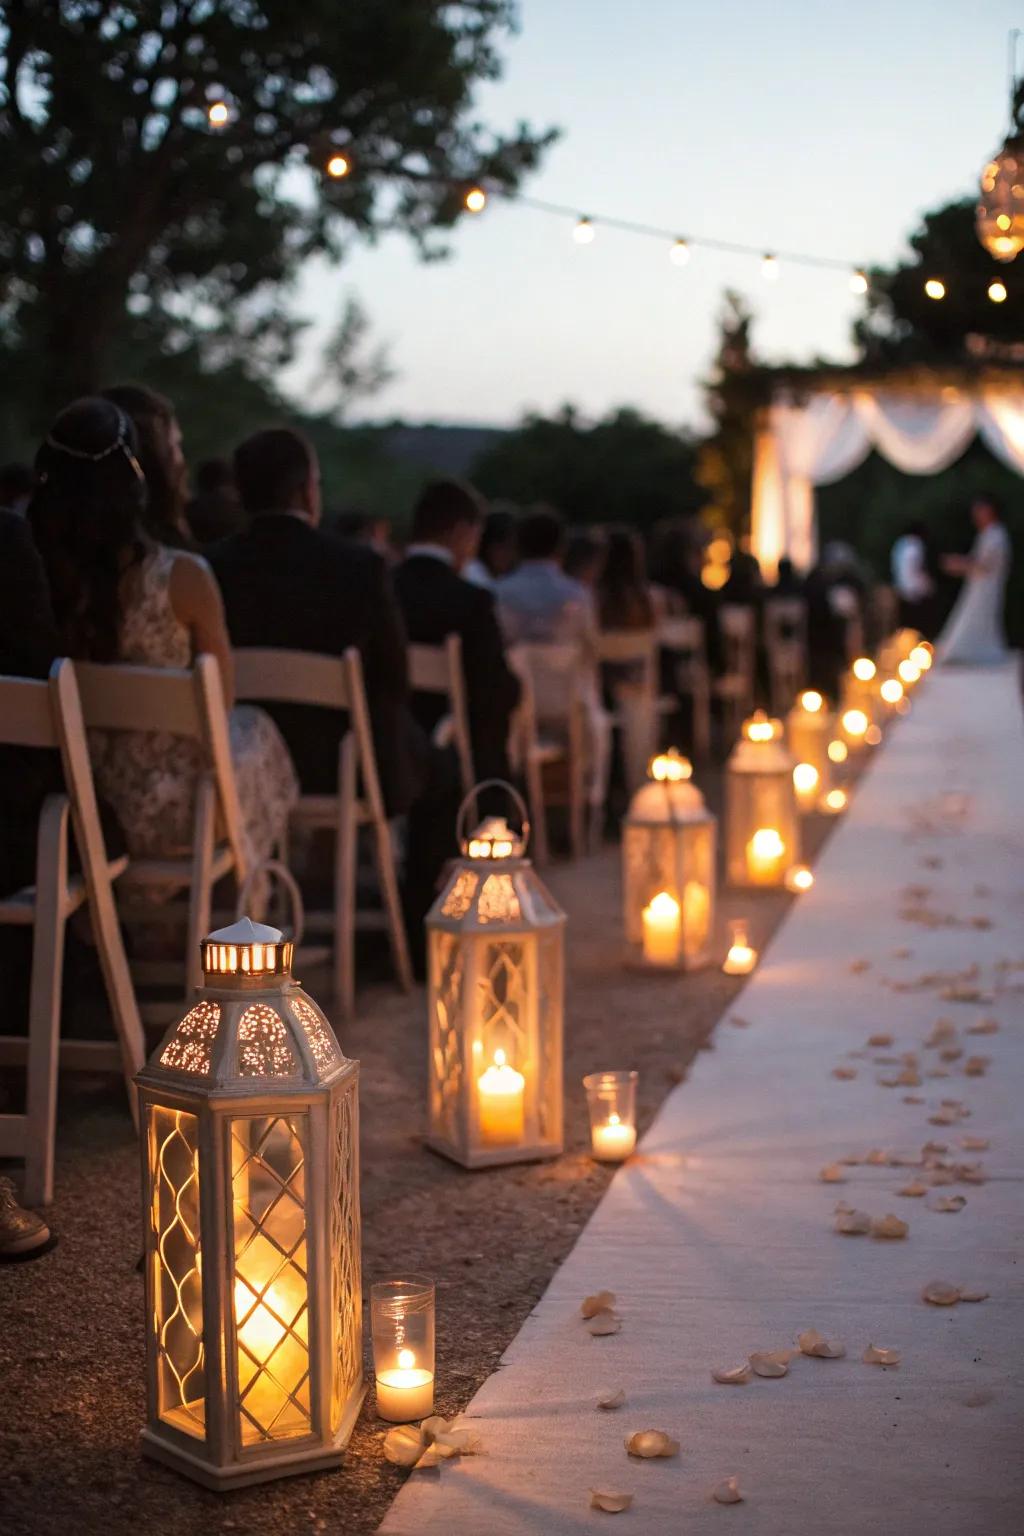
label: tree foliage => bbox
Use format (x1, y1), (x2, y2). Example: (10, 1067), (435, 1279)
(313, 296), (396, 422)
(0, 0), (556, 426)
(695, 290), (762, 538)
(471, 405), (701, 528)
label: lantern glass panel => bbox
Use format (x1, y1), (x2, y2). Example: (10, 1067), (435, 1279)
(328, 1080), (362, 1435)
(231, 1114), (311, 1447)
(429, 930), (465, 1147)
(149, 1105), (205, 1439)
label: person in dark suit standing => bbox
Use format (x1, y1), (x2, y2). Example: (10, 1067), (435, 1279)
(208, 427), (422, 816)
(393, 480), (521, 785)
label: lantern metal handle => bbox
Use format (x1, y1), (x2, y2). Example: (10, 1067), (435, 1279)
(455, 778), (531, 854)
(235, 858), (305, 947)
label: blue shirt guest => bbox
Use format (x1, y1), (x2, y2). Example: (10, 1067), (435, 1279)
(497, 508), (595, 648)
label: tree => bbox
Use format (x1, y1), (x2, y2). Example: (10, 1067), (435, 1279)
(695, 290), (763, 539)
(0, 1), (556, 426)
(857, 197), (1024, 363)
(471, 405), (701, 529)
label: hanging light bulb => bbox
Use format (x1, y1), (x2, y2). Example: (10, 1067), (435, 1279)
(573, 216), (595, 245)
(924, 277), (946, 300)
(669, 238), (690, 267)
(207, 100), (230, 129)
(762, 253), (779, 281)
(326, 152), (351, 179)
(989, 279), (1009, 302)
(464, 186), (487, 214)
(849, 269), (868, 295)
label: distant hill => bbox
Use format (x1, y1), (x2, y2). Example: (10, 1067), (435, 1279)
(376, 422), (508, 478)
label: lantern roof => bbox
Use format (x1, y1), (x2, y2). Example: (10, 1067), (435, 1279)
(428, 859), (565, 932)
(209, 917), (282, 945)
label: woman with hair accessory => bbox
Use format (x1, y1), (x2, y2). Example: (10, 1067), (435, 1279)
(28, 397), (297, 906)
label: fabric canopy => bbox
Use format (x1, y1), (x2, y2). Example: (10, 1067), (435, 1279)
(751, 387), (1024, 575)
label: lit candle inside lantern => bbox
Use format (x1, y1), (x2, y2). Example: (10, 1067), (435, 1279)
(642, 890), (681, 965)
(879, 678), (904, 708)
(897, 659), (920, 686)
(723, 921), (757, 975)
(746, 828), (786, 885)
(375, 1347), (435, 1422)
(910, 643), (933, 671)
(477, 1048), (525, 1145)
(840, 707), (869, 747)
(828, 739), (848, 765)
(792, 761), (820, 812)
(591, 1110), (637, 1162)
(682, 880), (710, 952)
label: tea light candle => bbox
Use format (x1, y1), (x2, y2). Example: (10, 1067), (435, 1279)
(592, 1111), (637, 1162)
(785, 864), (814, 893)
(821, 788), (848, 815)
(723, 921), (757, 975)
(746, 828), (786, 885)
(642, 890), (681, 965)
(477, 1049), (525, 1145)
(376, 1348), (435, 1422)
(792, 762), (820, 812)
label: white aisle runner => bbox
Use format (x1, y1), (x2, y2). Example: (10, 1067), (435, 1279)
(381, 666), (1024, 1536)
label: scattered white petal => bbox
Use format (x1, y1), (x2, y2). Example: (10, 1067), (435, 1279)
(590, 1488), (634, 1514)
(863, 1344), (901, 1366)
(939, 1047), (963, 1062)
(819, 1163), (847, 1183)
(868, 1033), (894, 1048)
(420, 1416), (450, 1444)
(798, 1328), (846, 1359)
(922, 1280), (960, 1306)
(582, 1290), (617, 1319)
(587, 1312), (622, 1336)
(958, 1286), (989, 1303)
(898, 1181), (928, 1197)
(849, 959), (871, 973)
(384, 1425), (426, 1467)
(967, 1017), (999, 1036)
(866, 1148), (890, 1166)
(625, 1429), (679, 1459)
(597, 1388), (626, 1410)
(872, 1214), (909, 1240)
(433, 1427), (482, 1455)
(835, 1209), (872, 1235)
(713, 1476), (744, 1505)
(749, 1350), (791, 1377)
(832, 1066), (858, 1080)
(964, 1056), (990, 1077)
(960, 1135), (990, 1151)
(712, 1364), (752, 1385)
(929, 1194), (967, 1213)
(922, 1140), (948, 1155)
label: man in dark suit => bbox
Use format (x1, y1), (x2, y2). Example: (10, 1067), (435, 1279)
(208, 427), (421, 815)
(394, 479), (520, 784)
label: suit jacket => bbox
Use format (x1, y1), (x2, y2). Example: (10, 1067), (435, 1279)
(393, 553), (520, 783)
(208, 514), (423, 811)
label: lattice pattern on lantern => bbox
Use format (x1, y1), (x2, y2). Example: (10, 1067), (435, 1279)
(329, 1078), (362, 1434)
(150, 1106), (205, 1437)
(477, 872), (522, 924)
(537, 932), (563, 1141)
(232, 1115), (311, 1445)
(237, 1004), (300, 1078)
(441, 870), (479, 919)
(430, 933), (465, 1147)
(159, 1000), (221, 1076)
(480, 941), (528, 1062)
(289, 995), (341, 1075)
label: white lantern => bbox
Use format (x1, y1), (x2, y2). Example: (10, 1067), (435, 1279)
(136, 918), (363, 1490)
(622, 748), (717, 970)
(425, 783), (565, 1169)
(785, 690), (834, 812)
(725, 712), (799, 888)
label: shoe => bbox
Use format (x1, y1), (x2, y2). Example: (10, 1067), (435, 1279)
(0, 1176), (50, 1258)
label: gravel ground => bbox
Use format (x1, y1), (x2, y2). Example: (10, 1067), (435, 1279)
(0, 780), (847, 1536)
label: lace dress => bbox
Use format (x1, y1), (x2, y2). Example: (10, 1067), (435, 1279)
(90, 547), (298, 889)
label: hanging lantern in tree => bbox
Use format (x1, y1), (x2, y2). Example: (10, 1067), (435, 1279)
(725, 712), (799, 888)
(785, 690), (834, 812)
(977, 64), (1024, 262)
(137, 918), (363, 1490)
(622, 748), (717, 970)
(425, 783), (565, 1169)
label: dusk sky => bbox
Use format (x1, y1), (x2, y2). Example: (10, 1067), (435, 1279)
(283, 0), (1024, 432)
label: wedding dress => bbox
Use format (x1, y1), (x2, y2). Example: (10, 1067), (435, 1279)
(938, 522), (1011, 665)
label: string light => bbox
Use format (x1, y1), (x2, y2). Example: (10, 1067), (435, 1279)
(669, 238), (690, 267)
(988, 279), (1008, 303)
(207, 101), (230, 129)
(465, 186), (487, 213)
(924, 277), (946, 300)
(762, 252), (779, 281)
(849, 269), (868, 294)
(573, 216), (595, 245)
(326, 152), (351, 179)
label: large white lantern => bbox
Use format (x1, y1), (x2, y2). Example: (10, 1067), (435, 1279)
(785, 690), (834, 812)
(725, 712), (799, 888)
(136, 918), (363, 1490)
(622, 748), (716, 970)
(425, 783), (565, 1169)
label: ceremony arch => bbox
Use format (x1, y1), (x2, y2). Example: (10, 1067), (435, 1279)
(750, 368), (1024, 576)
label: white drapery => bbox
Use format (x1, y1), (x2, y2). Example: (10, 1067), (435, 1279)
(751, 388), (1024, 575)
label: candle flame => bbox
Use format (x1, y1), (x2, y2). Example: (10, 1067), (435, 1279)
(494, 1047), (506, 1067)
(828, 739), (848, 764)
(852, 657), (876, 682)
(793, 762), (819, 794)
(649, 748), (693, 783)
(799, 690), (823, 713)
(646, 890), (681, 917)
(841, 708), (868, 738)
(750, 828), (785, 859)
(397, 1348), (415, 1370)
(744, 710), (781, 743)
(609, 1112), (621, 1126)
(879, 678), (904, 705)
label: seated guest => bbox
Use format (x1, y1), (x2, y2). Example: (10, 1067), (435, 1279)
(186, 457), (245, 546)
(208, 426), (420, 814)
(464, 507), (518, 592)
(333, 508), (394, 560)
(497, 507), (595, 647)
(564, 529), (605, 592)
(0, 461), (33, 517)
(102, 383), (194, 549)
(772, 555), (804, 597)
(721, 548), (764, 608)
(29, 397), (297, 890)
(394, 480), (520, 782)
(597, 527), (655, 631)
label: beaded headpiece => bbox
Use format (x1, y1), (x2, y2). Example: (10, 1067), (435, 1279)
(45, 405), (144, 482)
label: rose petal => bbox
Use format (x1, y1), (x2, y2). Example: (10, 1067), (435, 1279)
(420, 1415), (450, 1444)
(868, 1033), (894, 1048)
(866, 1149), (891, 1166)
(582, 1290), (617, 1319)
(898, 1181), (928, 1197)
(922, 1280), (960, 1306)
(967, 1017), (999, 1035)
(749, 1351), (790, 1377)
(597, 1388), (626, 1410)
(958, 1286), (989, 1303)
(964, 1056), (990, 1077)
(713, 1476), (744, 1505)
(871, 1214), (909, 1239)
(798, 1328), (846, 1359)
(819, 1163), (847, 1183)
(835, 1209), (872, 1235)
(587, 1311), (622, 1336)
(832, 1066), (858, 1080)
(625, 1429), (680, 1459)
(433, 1427), (482, 1455)
(929, 1194), (967, 1213)
(863, 1344), (901, 1366)
(590, 1489), (634, 1514)
(712, 1363), (752, 1385)
(383, 1425), (427, 1467)
(960, 1136), (990, 1151)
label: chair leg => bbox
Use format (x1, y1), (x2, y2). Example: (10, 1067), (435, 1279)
(526, 751), (549, 867)
(568, 707), (586, 862)
(372, 815), (414, 993)
(186, 777), (216, 997)
(22, 799), (70, 1207)
(333, 736), (357, 1021)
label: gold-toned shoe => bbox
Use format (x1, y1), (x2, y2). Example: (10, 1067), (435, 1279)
(0, 1176), (50, 1258)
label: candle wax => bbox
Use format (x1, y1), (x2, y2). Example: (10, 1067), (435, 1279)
(376, 1367), (435, 1422)
(641, 893), (681, 966)
(592, 1120), (637, 1162)
(477, 1055), (525, 1145)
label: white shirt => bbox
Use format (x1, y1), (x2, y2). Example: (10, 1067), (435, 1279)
(405, 542), (455, 568)
(463, 556), (496, 592)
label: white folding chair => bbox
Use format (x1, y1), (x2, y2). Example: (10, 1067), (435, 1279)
(70, 654), (250, 1006)
(657, 615), (711, 761)
(714, 603), (757, 746)
(763, 598), (807, 716)
(508, 642), (606, 860)
(596, 629), (659, 797)
(0, 666), (145, 1205)
(232, 646), (412, 1019)
(408, 634), (475, 797)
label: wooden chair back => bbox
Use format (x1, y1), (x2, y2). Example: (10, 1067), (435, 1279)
(763, 598), (807, 713)
(718, 603), (757, 682)
(408, 634), (475, 795)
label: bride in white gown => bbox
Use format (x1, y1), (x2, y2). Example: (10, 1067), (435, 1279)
(938, 497), (1012, 665)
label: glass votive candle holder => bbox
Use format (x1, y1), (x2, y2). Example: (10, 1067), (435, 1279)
(722, 918), (757, 975)
(371, 1275), (435, 1422)
(584, 1071), (638, 1163)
